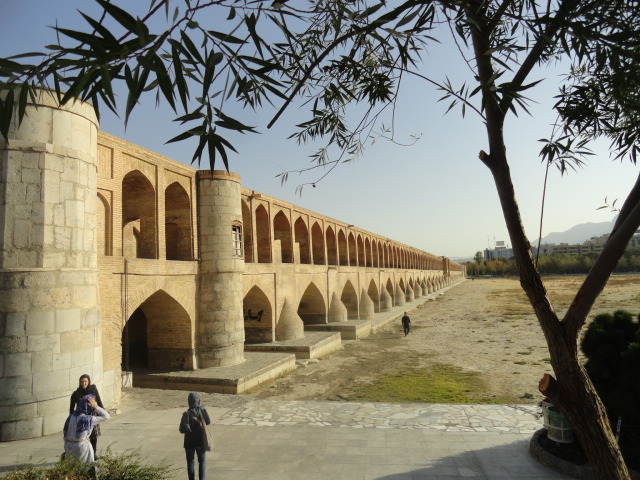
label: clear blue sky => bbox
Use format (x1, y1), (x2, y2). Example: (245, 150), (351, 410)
(2, 0), (638, 259)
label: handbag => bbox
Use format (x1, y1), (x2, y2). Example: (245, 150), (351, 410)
(191, 411), (213, 451)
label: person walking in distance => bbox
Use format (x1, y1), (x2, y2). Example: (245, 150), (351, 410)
(401, 312), (411, 336)
(179, 392), (211, 480)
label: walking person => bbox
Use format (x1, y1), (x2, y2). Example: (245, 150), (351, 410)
(70, 374), (105, 458)
(63, 394), (110, 464)
(179, 392), (211, 480)
(401, 312), (411, 336)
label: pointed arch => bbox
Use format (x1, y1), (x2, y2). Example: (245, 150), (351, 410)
(357, 235), (364, 266)
(367, 278), (380, 313)
(294, 217), (311, 264)
(372, 240), (379, 268)
(348, 232), (357, 266)
(243, 285), (272, 343)
(274, 210), (293, 263)
(165, 182), (193, 261)
(365, 238), (372, 267)
(122, 289), (193, 370)
(297, 282), (327, 325)
(326, 226), (337, 266)
(311, 222), (325, 265)
(97, 191), (112, 256)
(385, 278), (395, 305)
(122, 170), (157, 259)
(338, 229), (348, 266)
(341, 280), (359, 319)
(255, 204), (271, 263)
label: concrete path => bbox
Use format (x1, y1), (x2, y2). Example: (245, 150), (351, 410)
(0, 397), (570, 479)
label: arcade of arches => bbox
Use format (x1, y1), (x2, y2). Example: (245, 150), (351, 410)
(95, 132), (463, 397)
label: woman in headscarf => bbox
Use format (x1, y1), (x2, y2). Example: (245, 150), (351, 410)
(179, 392), (211, 480)
(70, 374), (104, 457)
(63, 394), (110, 464)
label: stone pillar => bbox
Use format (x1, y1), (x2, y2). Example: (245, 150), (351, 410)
(196, 170), (245, 368)
(379, 287), (392, 312)
(0, 89), (103, 441)
(405, 284), (415, 302)
(394, 286), (406, 306)
(359, 289), (374, 319)
(275, 299), (304, 340)
(328, 292), (347, 323)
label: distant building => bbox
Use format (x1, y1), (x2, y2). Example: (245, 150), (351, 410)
(540, 231), (640, 256)
(484, 242), (514, 260)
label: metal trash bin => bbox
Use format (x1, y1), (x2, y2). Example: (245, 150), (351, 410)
(543, 405), (574, 444)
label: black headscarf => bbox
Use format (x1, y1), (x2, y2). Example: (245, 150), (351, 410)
(188, 392), (202, 417)
(70, 374), (103, 414)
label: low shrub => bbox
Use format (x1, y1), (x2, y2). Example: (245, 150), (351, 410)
(4, 448), (176, 480)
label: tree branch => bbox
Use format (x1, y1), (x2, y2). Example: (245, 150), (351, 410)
(500, 0), (579, 114)
(267, 0), (419, 129)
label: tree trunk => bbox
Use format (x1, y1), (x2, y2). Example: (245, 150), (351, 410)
(487, 157), (631, 479)
(540, 320), (630, 479)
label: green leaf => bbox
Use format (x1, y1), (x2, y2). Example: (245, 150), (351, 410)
(0, 89), (15, 140)
(207, 30), (246, 45)
(96, 0), (138, 33)
(180, 31), (204, 64)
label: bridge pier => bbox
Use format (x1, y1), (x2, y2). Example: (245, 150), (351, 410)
(196, 171), (245, 368)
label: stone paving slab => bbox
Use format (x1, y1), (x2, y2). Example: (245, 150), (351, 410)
(0, 398), (569, 479)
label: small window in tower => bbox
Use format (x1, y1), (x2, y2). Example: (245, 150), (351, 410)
(232, 225), (243, 257)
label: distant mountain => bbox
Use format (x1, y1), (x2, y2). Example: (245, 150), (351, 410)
(535, 219), (615, 246)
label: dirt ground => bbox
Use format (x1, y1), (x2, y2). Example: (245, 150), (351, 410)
(125, 275), (640, 410)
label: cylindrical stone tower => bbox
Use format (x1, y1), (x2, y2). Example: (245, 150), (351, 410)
(196, 170), (245, 368)
(0, 89), (103, 441)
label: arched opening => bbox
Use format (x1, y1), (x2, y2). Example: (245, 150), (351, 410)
(372, 240), (379, 268)
(326, 226), (337, 265)
(255, 204), (271, 263)
(122, 290), (193, 371)
(165, 182), (192, 261)
(242, 201), (254, 263)
(338, 229), (348, 266)
(357, 235), (364, 266)
(97, 192), (112, 256)
(294, 217), (311, 264)
(274, 211), (293, 263)
(341, 280), (359, 319)
(122, 170), (157, 259)
(348, 233), (357, 266)
(365, 238), (372, 267)
(386, 278), (394, 305)
(311, 222), (325, 265)
(297, 283), (327, 325)
(367, 279), (380, 312)
(243, 286), (272, 343)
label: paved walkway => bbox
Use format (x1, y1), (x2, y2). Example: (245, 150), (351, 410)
(0, 397), (570, 479)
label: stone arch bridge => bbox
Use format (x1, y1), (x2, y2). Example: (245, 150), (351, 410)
(0, 93), (463, 440)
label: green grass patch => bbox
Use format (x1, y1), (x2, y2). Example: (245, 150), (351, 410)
(514, 361), (527, 365)
(345, 363), (507, 404)
(516, 351), (531, 355)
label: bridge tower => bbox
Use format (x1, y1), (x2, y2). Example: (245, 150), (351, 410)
(0, 90), (103, 440)
(196, 170), (245, 367)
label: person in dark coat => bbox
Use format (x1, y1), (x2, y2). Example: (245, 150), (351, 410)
(401, 312), (411, 336)
(179, 392), (211, 480)
(69, 374), (104, 458)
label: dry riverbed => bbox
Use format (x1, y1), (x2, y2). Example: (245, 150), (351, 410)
(125, 275), (640, 409)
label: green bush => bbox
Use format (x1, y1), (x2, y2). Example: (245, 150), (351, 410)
(4, 448), (176, 480)
(580, 309), (640, 423)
